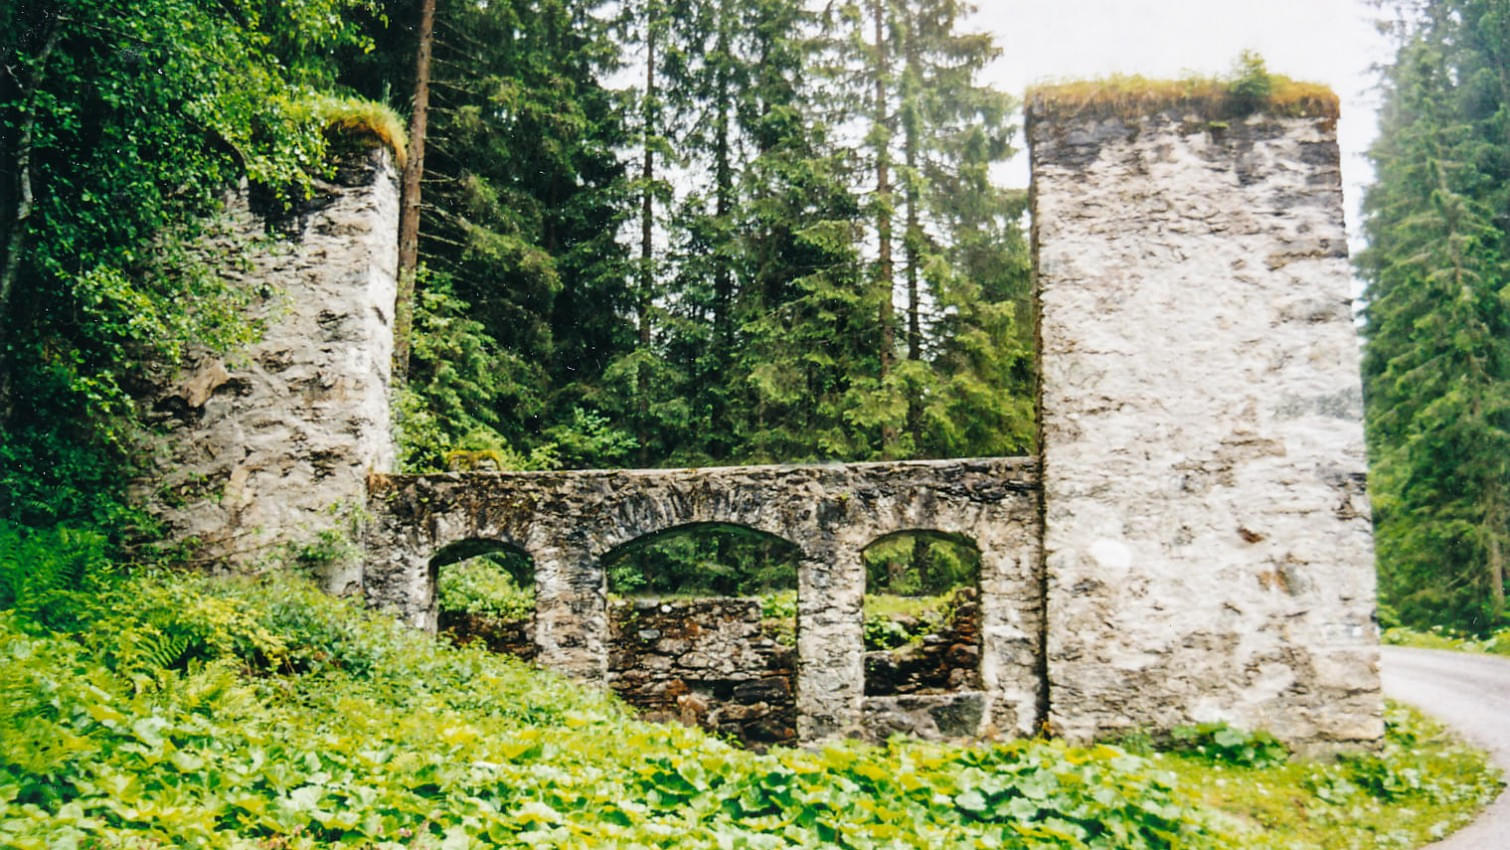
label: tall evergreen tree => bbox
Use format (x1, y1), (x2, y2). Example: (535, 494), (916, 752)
(894, 0), (1032, 458)
(408, 0), (633, 464)
(1359, 0), (1510, 629)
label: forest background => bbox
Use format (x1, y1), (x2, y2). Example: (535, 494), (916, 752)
(0, 0), (1504, 632)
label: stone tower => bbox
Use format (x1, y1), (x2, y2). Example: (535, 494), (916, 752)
(135, 148), (399, 595)
(1028, 91), (1382, 750)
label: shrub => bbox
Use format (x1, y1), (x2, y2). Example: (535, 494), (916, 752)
(0, 521), (114, 633)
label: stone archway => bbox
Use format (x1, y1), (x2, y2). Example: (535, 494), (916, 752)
(429, 538), (537, 661)
(600, 522), (803, 746)
(364, 458), (1043, 741)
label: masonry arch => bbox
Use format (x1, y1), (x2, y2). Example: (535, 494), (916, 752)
(600, 522), (802, 598)
(428, 538), (538, 661)
(599, 522), (804, 745)
(860, 530), (983, 698)
(362, 457), (1045, 740)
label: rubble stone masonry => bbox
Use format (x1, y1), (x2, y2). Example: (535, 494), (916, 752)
(1029, 106), (1381, 751)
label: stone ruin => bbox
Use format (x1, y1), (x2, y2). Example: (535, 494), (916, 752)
(364, 459), (1043, 744)
(140, 98), (1382, 752)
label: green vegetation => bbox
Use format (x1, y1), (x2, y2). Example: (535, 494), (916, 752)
(1, 524), (1501, 848)
(0, 0), (392, 531)
(305, 95), (410, 168)
(1147, 704), (1501, 849)
(606, 525), (801, 598)
(436, 555), (535, 624)
(1165, 723), (1289, 769)
(1382, 624), (1510, 657)
(1357, 0), (1510, 635)
(1027, 51), (1339, 123)
(861, 591), (960, 651)
(353, 0), (1035, 474)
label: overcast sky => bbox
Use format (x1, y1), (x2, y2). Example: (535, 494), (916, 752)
(969, 0), (1396, 248)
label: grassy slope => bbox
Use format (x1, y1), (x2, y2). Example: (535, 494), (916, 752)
(0, 569), (1500, 849)
(1155, 703), (1500, 849)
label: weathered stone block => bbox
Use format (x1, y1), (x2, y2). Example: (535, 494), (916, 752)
(135, 149), (398, 595)
(862, 692), (987, 742)
(1030, 106), (1381, 750)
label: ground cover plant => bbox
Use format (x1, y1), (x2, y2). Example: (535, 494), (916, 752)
(1, 525), (1501, 849)
(1143, 705), (1502, 849)
(1381, 624), (1510, 657)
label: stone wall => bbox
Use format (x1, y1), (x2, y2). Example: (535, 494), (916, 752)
(441, 591), (992, 748)
(608, 598), (797, 747)
(135, 148), (398, 594)
(364, 457), (1044, 741)
(439, 611), (536, 661)
(1029, 106), (1381, 751)
(865, 588), (982, 696)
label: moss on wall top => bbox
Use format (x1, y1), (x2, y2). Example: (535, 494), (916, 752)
(1026, 64), (1339, 126)
(308, 95), (409, 169)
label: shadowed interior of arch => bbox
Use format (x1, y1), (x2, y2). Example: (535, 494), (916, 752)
(429, 538), (538, 662)
(860, 530), (983, 696)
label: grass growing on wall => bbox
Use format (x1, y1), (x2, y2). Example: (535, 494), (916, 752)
(1027, 51), (1339, 124)
(305, 95), (409, 168)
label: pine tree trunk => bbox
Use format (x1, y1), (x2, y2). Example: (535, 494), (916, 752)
(393, 0), (436, 383)
(711, 10), (734, 460)
(637, 19), (658, 467)
(872, 0), (897, 452)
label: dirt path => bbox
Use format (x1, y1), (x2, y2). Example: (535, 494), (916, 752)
(1380, 646), (1510, 849)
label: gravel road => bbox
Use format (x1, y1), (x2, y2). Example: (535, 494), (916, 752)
(1380, 646), (1510, 849)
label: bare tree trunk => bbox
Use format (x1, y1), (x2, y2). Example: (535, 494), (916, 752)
(0, 20), (62, 420)
(872, 0), (896, 453)
(392, 0), (436, 382)
(637, 18), (658, 467)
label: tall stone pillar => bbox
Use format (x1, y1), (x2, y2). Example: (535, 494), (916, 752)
(136, 147), (399, 594)
(1029, 95), (1381, 751)
(977, 535), (1044, 738)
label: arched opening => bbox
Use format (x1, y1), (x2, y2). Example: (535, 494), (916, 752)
(602, 521), (800, 597)
(429, 538), (537, 661)
(861, 530), (982, 696)
(600, 523), (801, 747)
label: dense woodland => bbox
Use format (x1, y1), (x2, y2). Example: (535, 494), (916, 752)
(0, 2), (1504, 619)
(374, 0), (1036, 475)
(1358, 0), (1510, 632)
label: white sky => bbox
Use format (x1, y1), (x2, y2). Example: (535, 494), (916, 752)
(969, 0), (1397, 250)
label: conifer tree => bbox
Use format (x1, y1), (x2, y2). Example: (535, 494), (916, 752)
(404, 0), (633, 463)
(1359, 0), (1510, 629)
